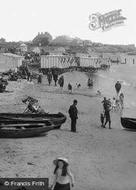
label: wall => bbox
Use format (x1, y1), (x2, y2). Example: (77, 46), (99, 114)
(0, 53), (24, 72)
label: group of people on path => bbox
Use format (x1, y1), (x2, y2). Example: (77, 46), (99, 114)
(48, 81), (124, 190)
(47, 70), (60, 87)
(100, 81), (124, 129)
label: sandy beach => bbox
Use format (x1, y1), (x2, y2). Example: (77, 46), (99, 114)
(0, 71), (136, 190)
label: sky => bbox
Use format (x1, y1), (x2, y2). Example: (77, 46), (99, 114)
(0, 0), (135, 45)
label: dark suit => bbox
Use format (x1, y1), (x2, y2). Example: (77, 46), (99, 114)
(68, 104), (78, 132)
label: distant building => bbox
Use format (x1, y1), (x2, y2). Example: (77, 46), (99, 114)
(87, 48), (101, 57)
(49, 47), (65, 55)
(76, 53), (89, 57)
(0, 53), (24, 72)
(20, 43), (27, 53)
(83, 40), (92, 46)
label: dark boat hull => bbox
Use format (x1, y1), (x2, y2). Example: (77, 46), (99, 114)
(121, 117), (136, 129)
(0, 123), (55, 138)
(0, 112), (66, 129)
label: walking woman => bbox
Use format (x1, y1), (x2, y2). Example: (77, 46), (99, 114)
(119, 93), (124, 110)
(50, 157), (75, 190)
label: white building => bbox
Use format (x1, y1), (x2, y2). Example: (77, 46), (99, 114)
(0, 53), (24, 72)
(20, 43), (28, 53)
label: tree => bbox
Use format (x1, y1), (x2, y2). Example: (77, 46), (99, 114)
(32, 32), (52, 46)
(0, 38), (6, 43)
(70, 37), (83, 46)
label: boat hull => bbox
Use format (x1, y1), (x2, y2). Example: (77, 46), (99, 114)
(121, 117), (136, 130)
(0, 123), (55, 138)
(0, 112), (66, 129)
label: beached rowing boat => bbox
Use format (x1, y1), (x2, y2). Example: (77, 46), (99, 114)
(0, 123), (56, 138)
(0, 112), (66, 129)
(121, 108), (136, 130)
(121, 117), (136, 130)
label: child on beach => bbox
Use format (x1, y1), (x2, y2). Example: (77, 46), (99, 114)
(68, 83), (72, 93)
(50, 157), (74, 190)
(100, 112), (105, 127)
(111, 97), (116, 111)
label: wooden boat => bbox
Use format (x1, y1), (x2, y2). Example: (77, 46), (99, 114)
(0, 112), (66, 129)
(0, 123), (56, 138)
(121, 117), (136, 130)
(121, 108), (136, 130)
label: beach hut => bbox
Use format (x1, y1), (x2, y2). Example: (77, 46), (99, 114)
(79, 56), (101, 68)
(102, 52), (121, 63)
(40, 55), (105, 70)
(120, 53), (136, 65)
(0, 53), (24, 72)
(41, 55), (77, 69)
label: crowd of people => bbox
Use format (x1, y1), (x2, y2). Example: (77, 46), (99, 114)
(49, 82), (124, 190)
(45, 70), (95, 94)
(18, 73), (125, 190)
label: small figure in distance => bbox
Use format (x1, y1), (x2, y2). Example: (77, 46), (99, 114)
(68, 83), (72, 94)
(96, 90), (101, 96)
(77, 83), (81, 88)
(100, 111), (105, 128)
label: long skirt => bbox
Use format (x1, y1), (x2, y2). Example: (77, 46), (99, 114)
(53, 182), (70, 190)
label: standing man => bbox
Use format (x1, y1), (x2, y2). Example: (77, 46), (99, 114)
(102, 97), (112, 129)
(58, 75), (64, 89)
(52, 70), (58, 86)
(103, 103), (111, 129)
(37, 74), (42, 84)
(68, 100), (78, 132)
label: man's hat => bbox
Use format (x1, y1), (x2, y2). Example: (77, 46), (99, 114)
(73, 99), (77, 104)
(53, 157), (69, 165)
